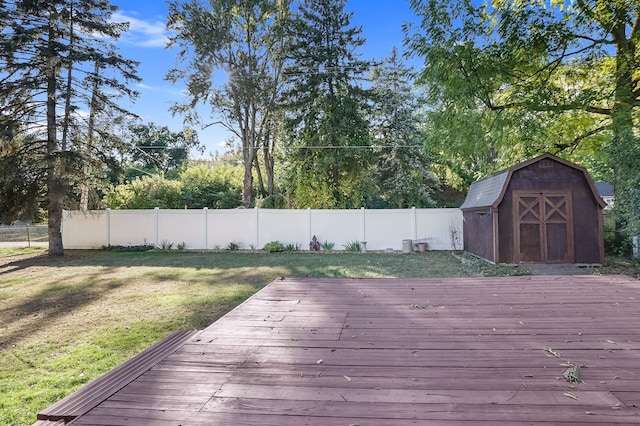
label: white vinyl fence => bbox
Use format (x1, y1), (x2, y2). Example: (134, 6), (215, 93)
(62, 207), (463, 251)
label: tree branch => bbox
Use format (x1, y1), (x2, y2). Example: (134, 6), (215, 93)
(553, 124), (609, 153)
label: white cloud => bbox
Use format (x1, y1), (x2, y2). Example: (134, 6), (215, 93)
(112, 11), (170, 48)
(136, 82), (184, 97)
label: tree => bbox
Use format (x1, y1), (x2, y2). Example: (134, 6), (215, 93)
(405, 0), (640, 223)
(103, 175), (183, 209)
(166, 0), (291, 207)
(179, 164), (243, 209)
(126, 122), (202, 178)
(283, 0), (372, 208)
(369, 47), (439, 208)
(0, 0), (140, 255)
(0, 134), (45, 223)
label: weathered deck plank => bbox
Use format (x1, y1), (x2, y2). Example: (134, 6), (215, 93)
(37, 275), (640, 424)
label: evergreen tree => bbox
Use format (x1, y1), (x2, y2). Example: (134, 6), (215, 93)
(369, 47), (439, 208)
(0, 0), (140, 255)
(283, 0), (372, 208)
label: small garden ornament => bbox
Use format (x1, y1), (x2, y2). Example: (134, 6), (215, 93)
(309, 235), (321, 251)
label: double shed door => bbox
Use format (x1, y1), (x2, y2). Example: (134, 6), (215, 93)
(513, 191), (574, 264)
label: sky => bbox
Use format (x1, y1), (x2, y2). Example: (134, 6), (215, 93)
(110, 0), (421, 159)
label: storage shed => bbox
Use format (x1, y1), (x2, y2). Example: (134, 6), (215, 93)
(460, 153), (605, 264)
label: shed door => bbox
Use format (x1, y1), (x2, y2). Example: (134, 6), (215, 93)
(514, 191), (574, 264)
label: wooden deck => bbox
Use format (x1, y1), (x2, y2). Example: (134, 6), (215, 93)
(38, 275), (640, 425)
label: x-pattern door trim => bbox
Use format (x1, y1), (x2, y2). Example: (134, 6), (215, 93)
(513, 191), (574, 263)
(545, 197), (568, 222)
(518, 197), (540, 222)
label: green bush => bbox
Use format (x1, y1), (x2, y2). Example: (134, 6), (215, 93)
(285, 243), (301, 251)
(321, 241), (335, 251)
(160, 240), (174, 250)
(263, 241), (285, 253)
(604, 231), (633, 256)
(179, 164), (242, 209)
(260, 193), (286, 209)
(103, 175), (182, 209)
(343, 240), (362, 252)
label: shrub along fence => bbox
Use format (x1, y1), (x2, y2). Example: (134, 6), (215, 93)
(62, 207), (463, 251)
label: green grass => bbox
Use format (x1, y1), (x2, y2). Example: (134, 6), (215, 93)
(0, 246), (47, 257)
(0, 249), (481, 425)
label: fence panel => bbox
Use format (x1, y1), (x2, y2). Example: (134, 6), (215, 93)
(158, 210), (206, 249)
(258, 209), (309, 249)
(109, 210), (156, 247)
(208, 209), (257, 249)
(61, 211), (109, 249)
(62, 208), (463, 250)
(0, 224), (48, 246)
(416, 209), (464, 250)
(364, 209), (413, 250)
(310, 210), (362, 249)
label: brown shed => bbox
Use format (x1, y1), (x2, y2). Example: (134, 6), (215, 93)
(460, 153), (605, 264)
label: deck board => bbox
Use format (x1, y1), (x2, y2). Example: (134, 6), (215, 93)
(37, 275), (640, 424)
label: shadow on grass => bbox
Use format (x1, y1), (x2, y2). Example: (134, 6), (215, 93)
(0, 250), (471, 351)
(0, 272), (126, 349)
(79, 250), (468, 276)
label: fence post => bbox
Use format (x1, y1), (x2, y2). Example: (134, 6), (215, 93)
(26, 225), (31, 247)
(203, 207), (208, 250)
(307, 208), (312, 250)
(412, 206), (417, 242)
(154, 207), (159, 248)
(361, 207), (366, 243)
(106, 208), (111, 247)
(255, 206), (260, 249)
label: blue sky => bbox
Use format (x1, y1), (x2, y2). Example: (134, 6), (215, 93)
(110, 0), (419, 159)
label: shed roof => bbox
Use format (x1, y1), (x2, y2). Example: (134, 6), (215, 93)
(460, 153), (606, 210)
(594, 181), (614, 197)
(458, 170), (509, 210)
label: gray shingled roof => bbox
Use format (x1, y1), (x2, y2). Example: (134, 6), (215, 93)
(594, 181), (614, 197)
(460, 170), (509, 210)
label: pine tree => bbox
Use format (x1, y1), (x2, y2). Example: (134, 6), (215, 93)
(369, 47), (439, 208)
(0, 0), (140, 255)
(283, 0), (372, 208)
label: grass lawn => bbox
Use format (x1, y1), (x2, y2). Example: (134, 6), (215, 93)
(0, 247), (548, 425)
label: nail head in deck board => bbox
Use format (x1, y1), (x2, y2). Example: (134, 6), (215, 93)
(36, 276), (640, 424)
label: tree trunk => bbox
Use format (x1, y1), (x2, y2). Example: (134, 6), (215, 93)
(263, 129), (275, 195)
(46, 13), (64, 256)
(266, 154), (275, 195)
(242, 137), (255, 207)
(80, 61), (100, 211)
(61, 0), (74, 151)
(242, 163), (253, 207)
(253, 156), (266, 198)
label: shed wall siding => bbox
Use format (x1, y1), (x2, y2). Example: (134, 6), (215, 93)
(463, 209), (495, 262)
(497, 162), (603, 264)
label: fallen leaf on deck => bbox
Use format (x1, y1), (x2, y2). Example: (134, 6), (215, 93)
(316, 359), (323, 364)
(544, 347), (561, 358)
(564, 392), (579, 400)
(344, 375), (352, 382)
